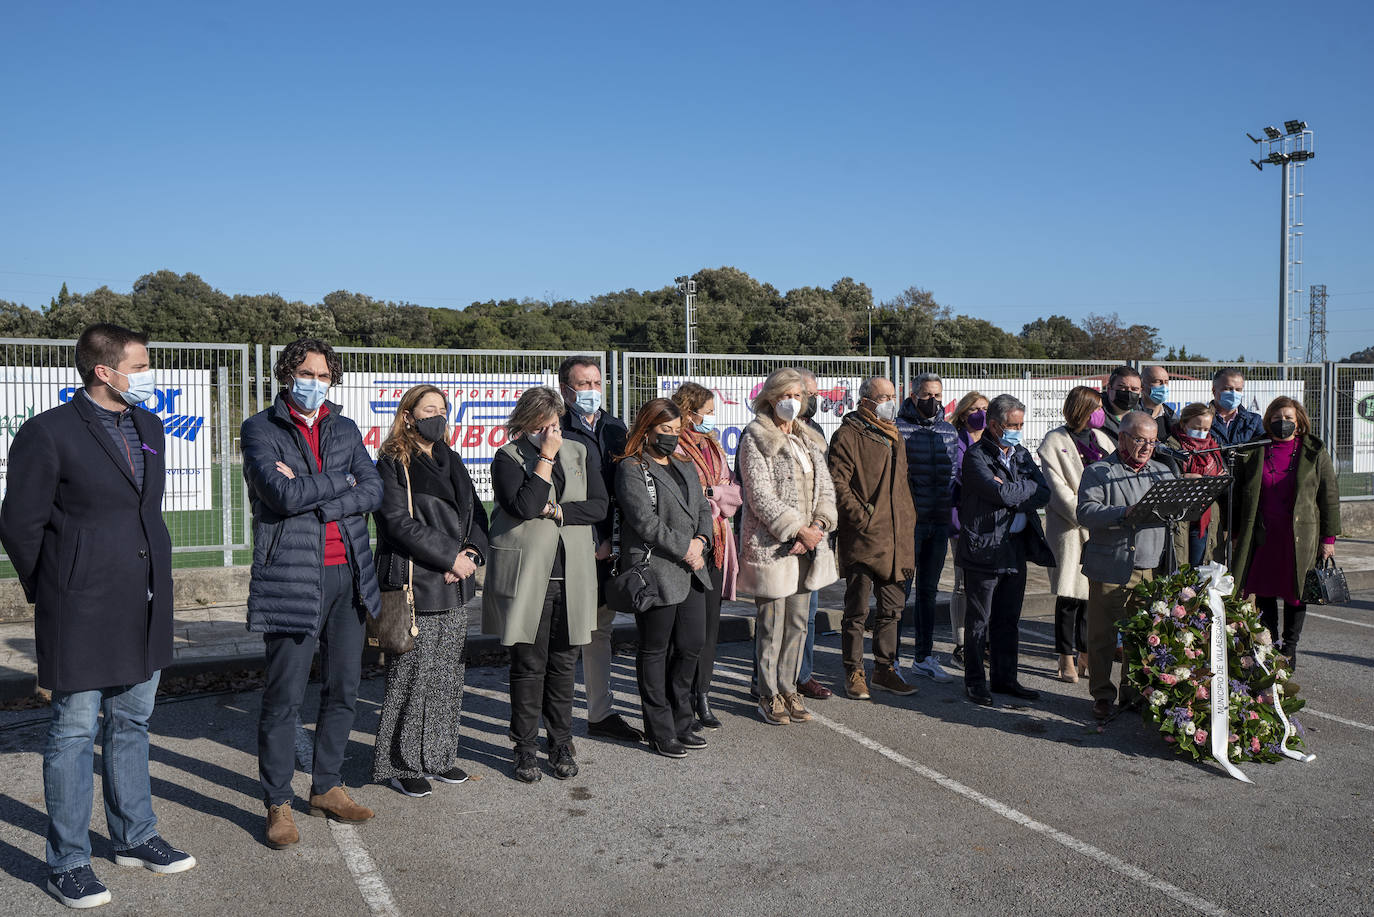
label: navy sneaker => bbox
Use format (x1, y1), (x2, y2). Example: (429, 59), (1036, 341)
(47, 865), (112, 909)
(113, 835), (196, 874)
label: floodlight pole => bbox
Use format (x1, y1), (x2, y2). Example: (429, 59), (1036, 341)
(1247, 120), (1313, 364)
(678, 277), (697, 376)
(1278, 156), (1290, 364)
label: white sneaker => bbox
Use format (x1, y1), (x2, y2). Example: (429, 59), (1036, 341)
(910, 655), (953, 683)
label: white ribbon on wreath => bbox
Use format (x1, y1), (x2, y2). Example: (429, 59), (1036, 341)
(1197, 563), (1252, 783)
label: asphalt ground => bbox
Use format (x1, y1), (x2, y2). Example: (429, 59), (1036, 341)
(2, 593), (1374, 917)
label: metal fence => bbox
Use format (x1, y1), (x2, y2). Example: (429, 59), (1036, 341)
(621, 352), (890, 462)
(0, 338), (252, 572)
(266, 346), (609, 502)
(901, 358), (1126, 456)
(1333, 363), (1374, 500)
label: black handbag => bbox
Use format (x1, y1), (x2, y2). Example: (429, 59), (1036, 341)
(605, 463), (662, 614)
(367, 463), (418, 655)
(1303, 555), (1350, 606)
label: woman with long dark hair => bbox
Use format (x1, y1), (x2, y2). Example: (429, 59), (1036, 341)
(616, 398), (714, 758)
(669, 383), (741, 731)
(372, 384), (489, 798)
(1231, 396), (1340, 669)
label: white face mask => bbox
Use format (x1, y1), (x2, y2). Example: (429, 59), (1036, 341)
(775, 398), (802, 422)
(874, 400), (898, 421)
(526, 430), (545, 449)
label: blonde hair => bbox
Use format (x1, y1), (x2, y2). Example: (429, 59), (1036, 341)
(752, 368), (804, 418)
(506, 386), (565, 438)
(952, 391), (988, 430)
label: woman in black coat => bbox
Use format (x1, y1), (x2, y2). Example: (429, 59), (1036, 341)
(372, 385), (489, 798)
(615, 398), (713, 759)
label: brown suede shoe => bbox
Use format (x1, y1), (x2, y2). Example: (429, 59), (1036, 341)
(782, 693), (813, 722)
(844, 668), (870, 700)
(308, 786), (374, 822)
(871, 665), (918, 696)
(265, 803), (299, 849)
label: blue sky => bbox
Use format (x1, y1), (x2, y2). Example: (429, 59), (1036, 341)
(2, 0), (1371, 360)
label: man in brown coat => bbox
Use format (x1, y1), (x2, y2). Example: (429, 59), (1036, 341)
(827, 376), (919, 699)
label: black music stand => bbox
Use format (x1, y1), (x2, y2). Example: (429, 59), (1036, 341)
(1123, 476), (1233, 575)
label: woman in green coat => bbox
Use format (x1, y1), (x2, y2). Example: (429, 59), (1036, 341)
(1230, 396), (1340, 669)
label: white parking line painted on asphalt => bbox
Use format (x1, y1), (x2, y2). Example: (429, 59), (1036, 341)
(330, 821), (403, 917)
(1305, 611), (1374, 629)
(714, 669), (1232, 917)
(1303, 709), (1374, 733)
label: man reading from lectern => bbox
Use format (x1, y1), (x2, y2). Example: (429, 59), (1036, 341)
(1076, 411), (1177, 722)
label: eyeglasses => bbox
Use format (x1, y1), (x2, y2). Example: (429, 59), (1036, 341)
(1121, 432), (1157, 447)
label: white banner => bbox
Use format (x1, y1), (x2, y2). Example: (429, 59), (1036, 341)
(1199, 563), (1252, 783)
(338, 372), (558, 502)
(0, 367), (212, 511)
(653, 375), (864, 460)
(1353, 383), (1374, 474)
(936, 377), (1306, 457)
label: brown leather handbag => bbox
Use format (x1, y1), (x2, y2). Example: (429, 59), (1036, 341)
(367, 462), (418, 655)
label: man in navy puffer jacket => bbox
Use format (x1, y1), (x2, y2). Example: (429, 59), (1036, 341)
(895, 372), (959, 682)
(242, 338), (383, 848)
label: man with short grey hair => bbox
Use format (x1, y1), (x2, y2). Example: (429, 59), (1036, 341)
(1077, 410), (1177, 720)
(955, 394), (1054, 706)
(1140, 365), (1176, 443)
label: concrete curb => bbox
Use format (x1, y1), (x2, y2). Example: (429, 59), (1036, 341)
(3, 570), (1372, 703)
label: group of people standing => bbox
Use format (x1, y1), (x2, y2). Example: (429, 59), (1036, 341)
(0, 325), (1344, 910)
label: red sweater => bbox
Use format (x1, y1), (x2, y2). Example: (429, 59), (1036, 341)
(289, 403), (348, 567)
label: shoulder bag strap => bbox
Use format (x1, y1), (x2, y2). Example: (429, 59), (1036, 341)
(640, 460), (656, 562)
(402, 462), (417, 635)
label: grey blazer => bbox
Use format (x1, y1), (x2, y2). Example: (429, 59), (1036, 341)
(615, 456), (713, 607)
(1076, 454), (1176, 586)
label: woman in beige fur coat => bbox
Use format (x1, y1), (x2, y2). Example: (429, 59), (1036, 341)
(1036, 386), (1114, 683)
(738, 368), (838, 726)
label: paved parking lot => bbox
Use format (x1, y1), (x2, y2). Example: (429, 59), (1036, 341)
(3, 593), (1374, 916)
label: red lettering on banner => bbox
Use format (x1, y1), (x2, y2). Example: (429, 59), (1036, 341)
(363, 426), (381, 448)
(391, 388), (403, 398)
(462, 425), (484, 448)
(448, 428), (461, 447)
(489, 427), (508, 447)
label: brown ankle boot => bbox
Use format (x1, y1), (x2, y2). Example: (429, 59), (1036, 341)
(265, 803), (299, 848)
(308, 786), (374, 822)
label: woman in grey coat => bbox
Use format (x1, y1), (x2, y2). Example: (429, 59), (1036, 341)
(616, 398), (714, 758)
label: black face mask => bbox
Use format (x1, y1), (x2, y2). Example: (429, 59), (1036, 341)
(800, 393), (818, 419)
(916, 396), (942, 420)
(651, 433), (680, 457)
(1112, 389), (1140, 412)
(415, 415), (447, 444)
(1268, 419), (1296, 439)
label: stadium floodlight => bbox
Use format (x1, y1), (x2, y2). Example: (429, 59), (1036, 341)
(1266, 151), (1287, 165)
(1264, 126), (1283, 140)
(1289, 150), (1314, 162)
(1284, 120), (1307, 135)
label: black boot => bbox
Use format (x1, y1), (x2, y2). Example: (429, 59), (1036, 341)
(693, 692), (721, 730)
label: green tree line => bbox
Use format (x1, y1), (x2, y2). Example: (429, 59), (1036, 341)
(0, 266), (1211, 360)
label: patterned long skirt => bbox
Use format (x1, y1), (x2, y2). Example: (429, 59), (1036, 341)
(372, 607), (468, 780)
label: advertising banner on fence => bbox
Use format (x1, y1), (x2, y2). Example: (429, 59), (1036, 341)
(339, 372), (558, 501)
(654, 375), (863, 460)
(936, 377), (1306, 456)
(0, 367), (212, 510)
(1354, 383), (1374, 474)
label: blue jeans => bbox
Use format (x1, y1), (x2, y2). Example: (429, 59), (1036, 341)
(44, 672), (161, 870)
(906, 522), (950, 661)
(797, 590), (820, 684)
(1188, 528), (1208, 567)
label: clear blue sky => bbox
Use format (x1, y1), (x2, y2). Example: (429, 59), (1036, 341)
(2, 0), (1371, 360)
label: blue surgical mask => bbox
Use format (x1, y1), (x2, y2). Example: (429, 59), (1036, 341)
(1149, 385), (1169, 405)
(1217, 390), (1242, 412)
(571, 389), (601, 416)
(1187, 427), (1209, 440)
(999, 429), (1022, 449)
(106, 367), (156, 406)
(291, 377), (329, 413)
(694, 414), (715, 434)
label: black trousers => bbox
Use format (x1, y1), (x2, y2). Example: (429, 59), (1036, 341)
(638, 581), (707, 744)
(1255, 595), (1307, 665)
(693, 565), (725, 694)
(259, 563), (365, 804)
(509, 581), (580, 753)
(962, 566), (1028, 690)
(1054, 596), (1088, 655)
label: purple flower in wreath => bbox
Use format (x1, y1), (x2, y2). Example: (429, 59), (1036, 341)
(1166, 706), (1193, 728)
(1292, 718), (1306, 738)
(1229, 679), (1251, 697)
(1149, 646), (1176, 669)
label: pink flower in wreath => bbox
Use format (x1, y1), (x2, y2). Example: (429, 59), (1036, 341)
(1195, 729), (1208, 743)
(1229, 733), (1239, 743)
(1173, 606), (1188, 619)
(1165, 736), (1176, 744)
(1256, 693), (1269, 705)
(1147, 634), (1161, 647)
(1160, 673), (1177, 685)
(1251, 737), (1261, 753)
(1142, 687), (1155, 698)
(1248, 711), (1260, 721)
(1240, 656), (1254, 669)
(1195, 684), (1209, 700)
(1179, 587), (1197, 601)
